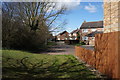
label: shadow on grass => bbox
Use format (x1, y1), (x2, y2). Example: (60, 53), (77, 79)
(2, 56), (97, 79)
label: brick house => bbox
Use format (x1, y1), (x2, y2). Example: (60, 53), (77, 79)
(56, 31), (69, 41)
(79, 21), (103, 45)
(69, 28), (80, 40)
(85, 31), (103, 45)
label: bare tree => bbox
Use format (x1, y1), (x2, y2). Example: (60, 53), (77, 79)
(15, 2), (66, 45)
(2, 2), (67, 51)
(14, 2), (66, 31)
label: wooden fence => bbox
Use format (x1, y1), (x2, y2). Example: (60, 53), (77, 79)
(75, 31), (120, 78)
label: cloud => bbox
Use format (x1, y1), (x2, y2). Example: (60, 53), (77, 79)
(84, 3), (97, 13)
(44, 0), (81, 12)
(53, 0), (81, 10)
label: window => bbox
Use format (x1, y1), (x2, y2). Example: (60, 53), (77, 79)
(69, 34), (71, 36)
(82, 36), (88, 40)
(70, 38), (72, 40)
(92, 37), (95, 40)
(65, 38), (68, 40)
(57, 38), (60, 40)
(85, 37), (88, 40)
(82, 29), (88, 33)
(92, 29), (96, 31)
(97, 28), (104, 31)
(73, 33), (76, 36)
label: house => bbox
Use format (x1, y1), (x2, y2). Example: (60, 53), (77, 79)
(56, 31), (69, 41)
(85, 31), (103, 45)
(79, 21), (103, 45)
(69, 28), (80, 40)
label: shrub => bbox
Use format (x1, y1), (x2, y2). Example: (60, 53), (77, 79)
(80, 41), (86, 45)
(75, 41), (86, 46)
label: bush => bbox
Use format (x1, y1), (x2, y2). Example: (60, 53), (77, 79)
(2, 2), (58, 52)
(75, 41), (86, 46)
(80, 41), (86, 45)
(2, 24), (50, 52)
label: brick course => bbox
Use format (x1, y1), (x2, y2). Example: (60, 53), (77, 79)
(104, 2), (120, 33)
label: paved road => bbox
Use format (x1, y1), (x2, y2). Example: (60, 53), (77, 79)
(40, 41), (94, 55)
(43, 41), (75, 55)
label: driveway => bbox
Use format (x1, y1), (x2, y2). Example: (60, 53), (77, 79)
(43, 41), (75, 55)
(80, 45), (95, 50)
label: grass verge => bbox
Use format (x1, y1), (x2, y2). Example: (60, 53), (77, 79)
(2, 50), (98, 79)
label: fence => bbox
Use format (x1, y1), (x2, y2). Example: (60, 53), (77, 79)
(75, 31), (120, 78)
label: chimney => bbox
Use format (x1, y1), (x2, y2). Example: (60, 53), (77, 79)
(84, 20), (86, 23)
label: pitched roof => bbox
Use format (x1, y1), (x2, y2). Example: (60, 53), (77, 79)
(86, 31), (103, 37)
(80, 21), (103, 29)
(70, 29), (79, 34)
(58, 31), (68, 35)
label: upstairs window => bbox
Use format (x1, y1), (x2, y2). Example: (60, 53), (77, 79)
(92, 29), (96, 31)
(82, 36), (88, 40)
(82, 29), (88, 33)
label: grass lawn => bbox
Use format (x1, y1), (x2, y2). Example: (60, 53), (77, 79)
(69, 42), (86, 46)
(2, 50), (98, 79)
(47, 42), (57, 46)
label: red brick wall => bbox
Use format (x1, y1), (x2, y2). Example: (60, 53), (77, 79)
(57, 32), (69, 40)
(75, 31), (120, 78)
(80, 28), (103, 37)
(80, 28), (103, 43)
(60, 32), (69, 40)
